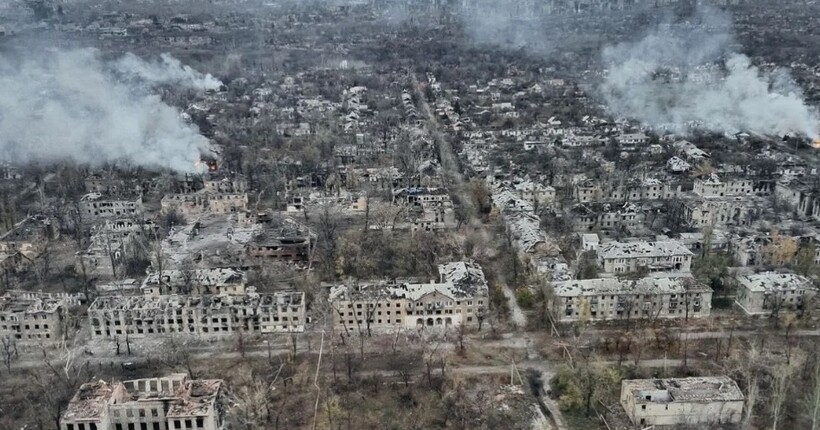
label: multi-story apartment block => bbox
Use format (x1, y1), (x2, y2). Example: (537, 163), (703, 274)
(80, 193), (143, 221)
(734, 271), (818, 316)
(329, 261), (489, 331)
(681, 196), (764, 228)
(621, 376), (744, 427)
(160, 193), (248, 219)
(574, 180), (603, 203)
(693, 174), (754, 198)
(88, 291), (305, 339)
(0, 290), (84, 341)
(553, 276), (711, 322)
(60, 374), (226, 430)
(597, 240), (693, 274)
(141, 268), (248, 296)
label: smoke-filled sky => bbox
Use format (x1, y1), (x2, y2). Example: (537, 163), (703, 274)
(0, 48), (221, 172)
(599, 7), (820, 139)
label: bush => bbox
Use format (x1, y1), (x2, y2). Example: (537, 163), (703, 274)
(516, 287), (534, 309)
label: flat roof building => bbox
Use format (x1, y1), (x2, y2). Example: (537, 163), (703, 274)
(60, 374), (226, 430)
(553, 275), (711, 322)
(735, 271), (818, 316)
(621, 376), (744, 427)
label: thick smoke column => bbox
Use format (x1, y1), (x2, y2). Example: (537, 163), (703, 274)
(115, 53), (223, 91)
(0, 48), (212, 172)
(599, 8), (819, 138)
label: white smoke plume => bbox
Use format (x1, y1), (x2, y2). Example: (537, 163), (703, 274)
(115, 53), (223, 91)
(599, 8), (820, 139)
(0, 48), (211, 172)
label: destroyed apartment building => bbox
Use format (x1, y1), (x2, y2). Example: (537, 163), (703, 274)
(1, 290), (85, 341)
(389, 187), (458, 232)
(88, 285), (306, 339)
(245, 217), (315, 262)
(60, 373), (226, 430)
(79, 219), (155, 277)
(0, 215), (55, 273)
(79, 192), (144, 221)
(160, 191), (248, 219)
(329, 261), (489, 331)
(620, 376), (744, 427)
(160, 218), (260, 269)
(553, 275), (712, 322)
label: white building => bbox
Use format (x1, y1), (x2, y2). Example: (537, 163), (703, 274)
(88, 290), (305, 339)
(61, 374), (226, 430)
(621, 376), (744, 427)
(734, 272), (818, 316)
(597, 240), (693, 274)
(693, 174), (753, 198)
(329, 261), (489, 331)
(553, 276), (711, 322)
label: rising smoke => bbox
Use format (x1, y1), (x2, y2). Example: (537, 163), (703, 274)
(115, 53), (223, 91)
(599, 7), (820, 138)
(0, 48), (217, 172)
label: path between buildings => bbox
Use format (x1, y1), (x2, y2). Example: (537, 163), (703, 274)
(410, 74), (527, 329)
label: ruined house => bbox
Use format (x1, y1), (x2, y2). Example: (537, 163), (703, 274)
(60, 374), (226, 430)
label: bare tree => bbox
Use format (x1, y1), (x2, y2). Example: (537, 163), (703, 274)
(1, 335), (18, 372)
(770, 365), (792, 430)
(806, 354), (820, 430)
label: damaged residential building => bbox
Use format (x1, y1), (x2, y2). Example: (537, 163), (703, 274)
(553, 275), (711, 322)
(390, 187), (457, 232)
(160, 192), (248, 219)
(141, 268), (248, 296)
(88, 290), (306, 339)
(79, 192), (144, 221)
(1, 290), (84, 341)
(734, 271), (818, 316)
(329, 261), (489, 331)
(621, 376), (744, 427)
(60, 373), (226, 430)
(79, 219), (155, 277)
(245, 217), (315, 262)
(0, 216), (55, 272)
(597, 240), (693, 274)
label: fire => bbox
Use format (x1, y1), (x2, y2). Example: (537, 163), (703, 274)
(813, 139), (820, 149)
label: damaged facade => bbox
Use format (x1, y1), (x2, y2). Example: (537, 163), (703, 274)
(0, 290), (84, 341)
(620, 376), (744, 427)
(88, 289), (305, 339)
(329, 261), (489, 331)
(553, 275), (711, 322)
(734, 271), (818, 315)
(597, 240), (693, 274)
(60, 373), (226, 430)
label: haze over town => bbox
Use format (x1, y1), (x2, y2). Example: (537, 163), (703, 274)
(1, 1), (820, 430)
